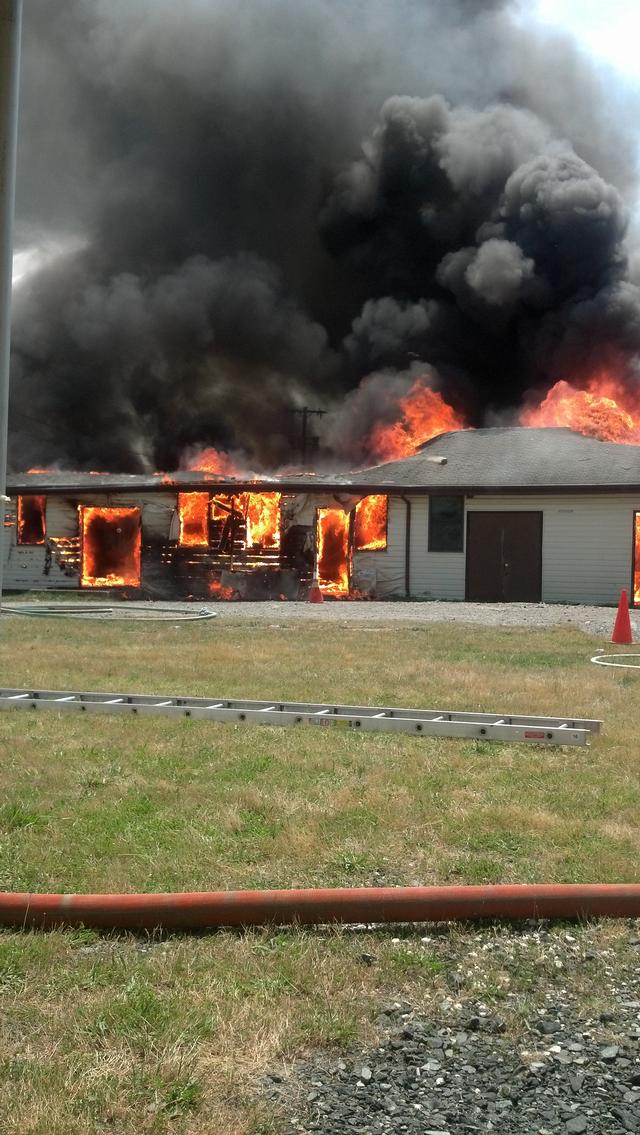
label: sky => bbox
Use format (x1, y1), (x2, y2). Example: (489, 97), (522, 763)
(528, 0), (640, 85)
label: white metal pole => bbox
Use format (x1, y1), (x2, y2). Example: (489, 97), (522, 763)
(0, 0), (22, 610)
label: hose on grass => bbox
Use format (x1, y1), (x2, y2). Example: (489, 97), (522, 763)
(1, 884), (639, 932)
(1, 603), (218, 622)
(591, 653), (640, 669)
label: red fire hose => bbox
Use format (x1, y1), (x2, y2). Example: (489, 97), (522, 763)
(0, 884), (639, 932)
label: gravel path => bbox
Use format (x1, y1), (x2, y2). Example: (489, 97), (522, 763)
(6, 597), (633, 637)
(207, 600), (630, 638)
(268, 925), (640, 1135)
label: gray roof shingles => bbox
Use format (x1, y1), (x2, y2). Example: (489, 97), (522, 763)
(7, 428), (640, 494)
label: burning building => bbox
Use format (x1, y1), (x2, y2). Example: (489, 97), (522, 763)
(5, 426), (640, 605)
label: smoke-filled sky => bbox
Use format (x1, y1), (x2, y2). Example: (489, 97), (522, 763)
(8, 0), (640, 471)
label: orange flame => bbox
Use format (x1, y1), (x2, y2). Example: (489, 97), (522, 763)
(17, 496), (46, 545)
(209, 579), (237, 600)
(80, 506), (141, 588)
(354, 495), (388, 551)
(186, 448), (242, 475)
(367, 379), (467, 462)
(211, 496), (232, 520)
(178, 492), (209, 546)
(520, 375), (640, 443)
(316, 508), (350, 596)
(241, 492), (281, 549)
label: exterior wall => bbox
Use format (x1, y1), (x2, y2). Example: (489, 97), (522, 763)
(353, 495), (409, 597)
(3, 487), (637, 603)
(405, 496), (466, 599)
(2, 492), (176, 592)
(2, 497), (77, 590)
(293, 492), (409, 597)
(357, 492), (639, 603)
(467, 494), (637, 605)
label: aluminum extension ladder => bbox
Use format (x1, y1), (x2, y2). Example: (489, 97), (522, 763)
(0, 687), (601, 745)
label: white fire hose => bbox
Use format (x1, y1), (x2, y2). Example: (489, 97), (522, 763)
(591, 653), (640, 670)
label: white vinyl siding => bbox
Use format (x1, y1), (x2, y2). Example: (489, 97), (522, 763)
(353, 495), (407, 596)
(377, 492), (637, 603)
(467, 495), (636, 604)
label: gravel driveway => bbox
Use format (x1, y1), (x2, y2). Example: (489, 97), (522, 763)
(4, 598), (633, 638)
(196, 600), (629, 639)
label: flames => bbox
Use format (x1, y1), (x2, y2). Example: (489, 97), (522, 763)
(186, 447), (244, 476)
(80, 506), (141, 588)
(178, 490), (280, 553)
(241, 492), (281, 549)
(354, 495), (388, 551)
(366, 379), (467, 463)
(316, 508), (350, 596)
(520, 375), (640, 444)
(209, 579), (237, 600)
(178, 492), (209, 546)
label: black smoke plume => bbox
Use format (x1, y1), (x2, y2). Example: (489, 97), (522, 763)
(9, 0), (640, 471)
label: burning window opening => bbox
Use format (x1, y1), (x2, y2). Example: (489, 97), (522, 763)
(354, 495), (388, 551)
(17, 495), (46, 544)
(80, 507), (141, 588)
(209, 492), (281, 554)
(316, 508), (351, 596)
(178, 492), (209, 546)
(241, 492), (281, 549)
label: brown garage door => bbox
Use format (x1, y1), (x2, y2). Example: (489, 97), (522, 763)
(466, 512), (542, 602)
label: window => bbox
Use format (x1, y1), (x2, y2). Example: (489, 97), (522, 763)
(354, 495), (388, 551)
(17, 495), (46, 544)
(429, 495), (464, 552)
(178, 492), (210, 546)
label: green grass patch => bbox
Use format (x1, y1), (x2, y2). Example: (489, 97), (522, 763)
(0, 615), (639, 1131)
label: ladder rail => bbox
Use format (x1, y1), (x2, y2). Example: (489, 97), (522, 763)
(0, 687), (602, 733)
(0, 686), (600, 746)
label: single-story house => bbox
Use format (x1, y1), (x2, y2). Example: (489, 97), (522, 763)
(4, 426), (640, 604)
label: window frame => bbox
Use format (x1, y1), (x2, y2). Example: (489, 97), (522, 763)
(428, 494), (464, 553)
(17, 495), (47, 545)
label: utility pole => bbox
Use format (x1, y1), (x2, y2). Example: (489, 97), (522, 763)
(0, 0), (22, 610)
(290, 406), (326, 465)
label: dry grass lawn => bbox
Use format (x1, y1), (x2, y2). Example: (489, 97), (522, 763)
(0, 612), (638, 1133)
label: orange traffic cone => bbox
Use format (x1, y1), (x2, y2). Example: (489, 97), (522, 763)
(308, 574), (324, 603)
(611, 589), (633, 644)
